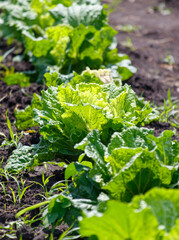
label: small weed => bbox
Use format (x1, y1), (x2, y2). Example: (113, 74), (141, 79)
(0, 47), (15, 63)
(8, 186), (16, 206)
(148, 3), (172, 15)
(157, 89), (179, 128)
(0, 182), (7, 196)
(117, 24), (142, 32)
(41, 170), (54, 198)
(0, 170), (34, 207)
(0, 219), (24, 239)
(10, 175), (34, 206)
(58, 226), (80, 240)
(105, 0), (123, 14)
(163, 52), (175, 65)
(0, 110), (26, 149)
(0, 163), (10, 180)
(121, 37), (134, 50)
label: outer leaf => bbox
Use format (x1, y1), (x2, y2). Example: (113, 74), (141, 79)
(132, 188), (179, 233)
(43, 194), (71, 228)
(80, 26), (117, 65)
(75, 130), (110, 183)
(105, 84), (156, 127)
(106, 53), (137, 81)
(50, 2), (106, 29)
(25, 34), (52, 58)
(107, 127), (155, 153)
(0, 0), (37, 40)
(46, 25), (73, 65)
(5, 137), (59, 172)
(30, 0), (54, 28)
(80, 200), (160, 240)
(147, 130), (179, 165)
(45, 67), (74, 87)
(70, 71), (103, 87)
(33, 87), (79, 155)
(5, 145), (34, 173)
(164, 219), (179, 240)
(64, 25), (117, 71)
(103, 149), (172, 201)
(116, 59), (137, 81)
(67, 25), (96, 61)
(42, 164), (100, 228)
(15, 93), (42, 130)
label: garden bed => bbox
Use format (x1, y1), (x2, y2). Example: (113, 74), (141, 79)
(0, 0), (179, 239)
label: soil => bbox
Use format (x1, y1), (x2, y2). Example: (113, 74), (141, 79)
(108, 0), (179, 104)
(0, 0), (179, 239)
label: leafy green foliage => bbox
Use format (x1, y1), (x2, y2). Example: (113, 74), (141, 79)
(147, 130), (179, 166)
(16, 163), (100, 228)
(13, 126), (179, 238)
(15, 93), (42, 130)
(50, 2), (107, 29)
(25, 25), (73, 61)
(0, 0), (56, 40)
(3, 72), (30, 87)
(79, 188), (179, 240)
(5, 145), (35, 173)
(164, 219), (179, 240)
(76, 127), (178, 201)
(80, 200), (160, 240)
(1, 1), (179, 239)
(157, 89), (179, 128)
(163, 52), (175, 65)
(31, 75), (158, 157)
(103, 149), (172, 201)
(24, 23), (136, 78)
(132, 188), (179, 233)
(0, 0), (37, 41)
(44, 69), (74, 87)
(12, 71), (159, 174)
(5, 137), (58, 172)
(0, 0), (136, 82)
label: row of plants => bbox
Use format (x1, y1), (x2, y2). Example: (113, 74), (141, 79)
(0, 0), (179, 239)
(0, 0), (136, 84)
(2, 69), (179, 238)
(9, 70), (178, 239)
